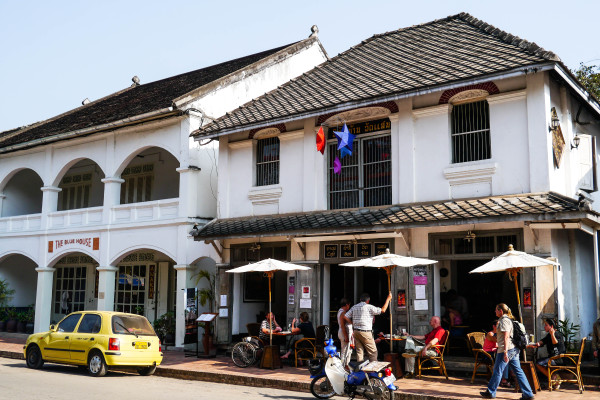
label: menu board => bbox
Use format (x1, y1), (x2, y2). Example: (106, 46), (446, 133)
(357, 243), (372, 257)
(324, 244), (338, 258)
(374, 243), (389, 255)
(340, 244), (355, 258)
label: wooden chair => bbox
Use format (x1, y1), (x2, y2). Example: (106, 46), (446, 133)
(315, 325), (330, 357)
(547, 337), (586, 394)
(467, 332), (494, 383)
(417, 330), (449, 379)
(294, 337), (316, 367)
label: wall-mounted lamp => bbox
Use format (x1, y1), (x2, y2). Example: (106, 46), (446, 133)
(571, 133), (581, 150)
(548, 107), (560, 133)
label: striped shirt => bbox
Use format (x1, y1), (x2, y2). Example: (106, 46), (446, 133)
(345, 302), (382, 330)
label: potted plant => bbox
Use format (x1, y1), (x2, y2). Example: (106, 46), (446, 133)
(16, 311), (28, 333)
(0, 309), (6, 332)
(558, 318), (581, 352)
(193, 269), (216, 355)
(25, 306), (34, 334)
(5, 308), (18, 333)
(153, 312), (175, 345)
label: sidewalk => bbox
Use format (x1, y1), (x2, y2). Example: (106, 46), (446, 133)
(3, 333), (598, 399)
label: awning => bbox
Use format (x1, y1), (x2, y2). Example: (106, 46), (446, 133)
(192, 192), (595, 241)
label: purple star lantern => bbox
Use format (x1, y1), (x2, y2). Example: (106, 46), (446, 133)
(333, 156), (342, 175)
(334, 124), (355, 152)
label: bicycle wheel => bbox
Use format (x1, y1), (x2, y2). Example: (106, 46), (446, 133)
(232, 342), (257, 368)
(370, 378), (394, 400)
(310, 375), (335, 399)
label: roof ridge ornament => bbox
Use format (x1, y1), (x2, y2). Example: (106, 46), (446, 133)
(310, 25), (319, 38)
(131, 75), (140, 87)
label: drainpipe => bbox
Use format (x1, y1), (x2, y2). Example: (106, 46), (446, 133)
(594, 230), (600, 318)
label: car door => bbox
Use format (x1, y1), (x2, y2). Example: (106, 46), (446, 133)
(70, 313), (102, 363)
(43, 313), (82, 361)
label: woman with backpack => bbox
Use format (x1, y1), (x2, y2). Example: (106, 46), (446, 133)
(480, 303), (534, 400)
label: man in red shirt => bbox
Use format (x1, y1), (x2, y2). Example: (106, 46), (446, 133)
(402, 316), (445, 376)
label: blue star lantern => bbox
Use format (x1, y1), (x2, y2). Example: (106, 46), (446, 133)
(334, 124), (355, 152)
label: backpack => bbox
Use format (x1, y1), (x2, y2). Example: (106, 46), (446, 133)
(511, 320), (528, 350)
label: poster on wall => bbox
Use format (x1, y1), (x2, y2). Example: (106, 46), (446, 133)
(413, 266), (428, 285)
(523, 288), (532, 309)
(302, 286), (310, 299)
(415, 285), (426, 299)
(397, 290), (406, 309)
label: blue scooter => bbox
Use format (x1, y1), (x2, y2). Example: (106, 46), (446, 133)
(309, 339), (396, 400)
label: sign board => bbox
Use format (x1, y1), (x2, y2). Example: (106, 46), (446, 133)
(48, 236), (100, 253)
(357, 243), (372, 257)
(324, 244), (338, 258)
(374, 243), (389, 255)
(340, 244), (355, 258)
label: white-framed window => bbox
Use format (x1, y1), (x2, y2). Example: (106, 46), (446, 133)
(577, 134), (597, 192)
(328, 133), (392, 209)
(120, 164), (154, 204)
(256, 137), (280, 186)
(58, 173), (92, 210)
(451, 100), (491, 163)
(54, 265), (87, 315)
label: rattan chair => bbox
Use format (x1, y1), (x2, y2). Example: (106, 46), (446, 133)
(246, 323), (265, 346)
(416, 330), (449, 379)
(294, 337), (316, 367)
(467, 332), (494, 383)
(547, 337), (586, 394)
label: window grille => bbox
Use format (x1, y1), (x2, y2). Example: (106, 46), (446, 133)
(328, 135), (391, 209)
(58, 173), (92, 210)
(114, 265), (148, 314)
(54, 266), (87, 314)
(256, 137), (280, 186)
(120, 165), (153, 204)
(451, 100), (491, 163)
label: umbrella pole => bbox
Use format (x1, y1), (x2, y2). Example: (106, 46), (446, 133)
(387, 267), (393, 353)
(511, 270), (523, 324)
(267, 272), (273, 346)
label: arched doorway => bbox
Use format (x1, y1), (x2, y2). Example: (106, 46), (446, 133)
(1, 169), (43, 217)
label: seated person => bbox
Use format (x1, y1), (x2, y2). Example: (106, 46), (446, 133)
(527, 318), (565, 388)
(281, 311), (315, 359)
(259, 312), (282, 343)
(484, 320), (510, 387)
(401, 316), (445, 376)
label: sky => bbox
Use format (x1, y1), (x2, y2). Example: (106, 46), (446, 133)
(1, 0), (599, 132)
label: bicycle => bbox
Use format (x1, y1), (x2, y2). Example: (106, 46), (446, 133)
(231, 336), (263, 367)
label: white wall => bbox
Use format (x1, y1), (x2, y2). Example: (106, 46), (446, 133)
(0, 254), (37, 307)
(1, 169), (43, 217)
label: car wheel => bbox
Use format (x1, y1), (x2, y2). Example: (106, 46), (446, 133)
(137, 365), (157, 376)
(26, 345), (44, 369)
(88, 351), (107, 377)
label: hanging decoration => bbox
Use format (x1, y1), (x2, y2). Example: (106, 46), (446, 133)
(334, 124), (355, 152)
(316, 126), (325, 154)
(340, 146), (352, 159)
(333, 157), (342, 175)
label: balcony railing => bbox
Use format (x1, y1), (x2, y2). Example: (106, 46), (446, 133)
(111, 199), (179, 224)
(0, 214), (42, 234)
(48, 207), (104, 229)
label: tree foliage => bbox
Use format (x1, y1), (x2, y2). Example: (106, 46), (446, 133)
(573, 63), (600, 100)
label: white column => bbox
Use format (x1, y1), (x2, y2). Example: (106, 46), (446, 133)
(232, 273), (241, 335)
(96, 266), (118, 311)
(34, 267), (55, 333)
(526, 72), (552, 192)
(396, 99), (415, 204)
(389, 113), (401, 204)
(101, 177), (124, 223)
(0, 193), (5, 215)
(40, 186), (61, 228)
(174, 264), (194, 347)
(176, 168), (201, 218)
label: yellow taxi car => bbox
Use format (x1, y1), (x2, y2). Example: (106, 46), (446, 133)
(24, 311), (163, 377)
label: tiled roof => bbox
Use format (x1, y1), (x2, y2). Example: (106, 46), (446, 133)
(0, 42), (301, 151)
(194, 12), (560, 137)
(192, 192), (585, 240)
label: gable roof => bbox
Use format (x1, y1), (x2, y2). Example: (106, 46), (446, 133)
(0, 39), (315, 152)
(193, 12), (563, 138)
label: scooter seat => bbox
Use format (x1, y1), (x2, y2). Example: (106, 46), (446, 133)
(348, 360), (370, 372)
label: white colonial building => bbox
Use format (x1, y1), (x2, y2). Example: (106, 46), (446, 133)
(192, 13), (600, 345)
(0, 31), (327, 347)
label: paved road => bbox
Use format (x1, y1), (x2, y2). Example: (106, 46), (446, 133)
(0, 358), (315, 400)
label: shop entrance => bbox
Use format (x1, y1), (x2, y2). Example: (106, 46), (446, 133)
(329, 264), (389, 332)
(449, 259), (519, 332)
(114, 263), (157, 322)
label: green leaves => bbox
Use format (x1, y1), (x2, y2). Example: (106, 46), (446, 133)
(573, 63), (600, 100)
(557, 318), (581, 352)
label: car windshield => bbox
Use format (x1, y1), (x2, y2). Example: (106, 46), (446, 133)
(111, 315), (155, 336)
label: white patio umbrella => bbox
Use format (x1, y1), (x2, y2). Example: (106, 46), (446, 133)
(341, 249), (437, 352)
(227, 258), (311, 346)
(469, 244), (559, 323)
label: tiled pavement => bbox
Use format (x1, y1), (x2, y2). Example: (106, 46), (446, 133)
(2, 333), (598, 399)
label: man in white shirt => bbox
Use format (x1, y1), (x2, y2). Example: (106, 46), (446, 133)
(344, 292), (392, 362)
